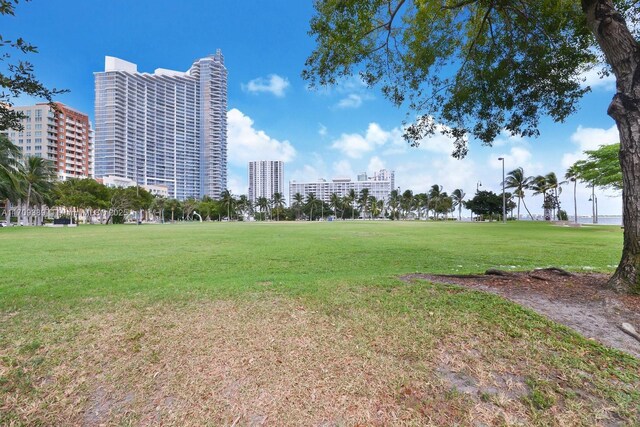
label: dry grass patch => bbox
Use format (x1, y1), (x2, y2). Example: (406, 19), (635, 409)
(3, 298), (446, 426)
(1, 289), (638, 426)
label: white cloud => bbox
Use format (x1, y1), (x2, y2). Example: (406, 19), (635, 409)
(580, 67), (615, 91)
(331, 121), (460, 159)
(331, 133), (374, 159)
(561, 125), (618, 169)
(313, 75), (375, 109)
(290, 162), (327, 184)
(315, 75), (367, 96)
(226, 173), (245, 196)
(390, 116), (461, 155)
(394, 156), (477, 196)
(332, 159), (354, 178)
(318, 124), (327, 137)
(336, 94), (363, 109)
(416, 131), (457, 155)
(490, 146), (542, 176)
(227, 108), (296, 166)
(242, 74), (290, 97)
(367, 156), (385, 173)
(491, 130), (527, 147)
(331, 123), (390, 158)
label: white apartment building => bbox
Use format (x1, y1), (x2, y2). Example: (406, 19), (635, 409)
(289, 169), (395, 204)
(99, 175), (169, 198)
(248, 160), (284, 204)
(3, 103), (92, 181)
(94, 51), (227, 200)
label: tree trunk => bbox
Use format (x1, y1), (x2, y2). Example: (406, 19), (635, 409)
(25, 184), (32, 226)
(521, 197), (534, 221)
(583, 0), (640, 292)
(608, 102), (640, 292)
(517, 197), (521, 220)
(4, 199), (11, 225)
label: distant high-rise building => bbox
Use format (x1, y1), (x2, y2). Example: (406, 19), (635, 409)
(94, 51), (227, 200)
(289, 169), (395, 206)
(2, 103), (91, 180)
(248, 160), (284, 204)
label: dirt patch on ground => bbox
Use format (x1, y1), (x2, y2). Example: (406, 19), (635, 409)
(402, 268), (640, 358)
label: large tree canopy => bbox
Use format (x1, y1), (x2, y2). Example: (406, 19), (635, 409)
(304, 1), (638, 156)
(304, 0), (640, 292)
(572, 143), (623, 190)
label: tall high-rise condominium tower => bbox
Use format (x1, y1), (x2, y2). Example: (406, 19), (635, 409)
(248, 160), (284, 205)
(94, 51), (227, 200)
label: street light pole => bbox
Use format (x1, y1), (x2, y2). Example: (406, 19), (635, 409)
(498, 157), (506, 223)
(472, 181), (482, 222)
(591, 184), (596, 224)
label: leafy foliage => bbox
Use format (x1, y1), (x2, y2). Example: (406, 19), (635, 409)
(571, 143), (622, 190)
(304, 1), (639, 157)
(464, 190), (503, 219)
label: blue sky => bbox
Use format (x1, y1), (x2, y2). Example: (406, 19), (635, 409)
(3, 0), (622, 215)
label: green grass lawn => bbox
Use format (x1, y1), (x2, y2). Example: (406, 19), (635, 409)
(1, 221), (637, 426)
(0, 220), (622, 308)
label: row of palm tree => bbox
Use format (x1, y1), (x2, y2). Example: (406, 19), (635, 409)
(287, 184), (466, 221)
(503, 168), (573, 221)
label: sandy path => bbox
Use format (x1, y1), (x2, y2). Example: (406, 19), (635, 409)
(402, 269), (640, 358)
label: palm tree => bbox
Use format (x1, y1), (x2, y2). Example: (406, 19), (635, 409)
(1, 135), (22, 224)
(401, 189), (414, 219)
(451, 189), (466, 221)
(530, 175), (548, 219)
(436, 192), (454, 219)
(236, 195), (251, 220)
(369, 196), (384, 219)
(414, 192), (427, 220)
(329, 192), (342, 219)
(256, 196), (270, 220)
(292, 192), (304, 220)
(428, 185), (443, 219)
(305, 192), (319, 221)
(387, 189), (400, 220)
(504, 167), (534, 220)
(377, 198), (385, 218)
(166, 199), (180, 222)
(271, 192), (285, 221)
(565, 165), (580, 224)
(368, 195), (379, 219)
(19, 156), (56, 226)
(220, 189), (235, 220)
(545, 172), (562, 220)
(347, 188), (357, 219)
(358, 188), (370, 219)
(151, 196), (167, 223)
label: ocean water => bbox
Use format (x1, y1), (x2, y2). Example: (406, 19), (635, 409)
(520, 215), (623, 225)
(573, 216), (623, 226)
(462, 215), (623, 225)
